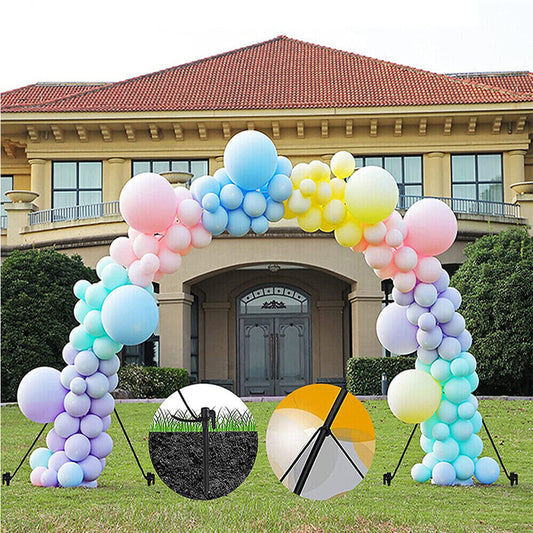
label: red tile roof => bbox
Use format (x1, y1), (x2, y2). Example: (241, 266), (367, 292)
(2, 36), (532, 113)
(448, 72), (533, 95)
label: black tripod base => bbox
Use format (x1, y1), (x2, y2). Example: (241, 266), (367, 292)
(383, 472), (392, 486)
(2, 472), (12, 486)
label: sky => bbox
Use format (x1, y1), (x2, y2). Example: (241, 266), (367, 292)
(1, 0), (532, 93)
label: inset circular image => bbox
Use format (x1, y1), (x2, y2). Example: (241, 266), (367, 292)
(149, 384), (258, 500)
(266, 384), (375, 500)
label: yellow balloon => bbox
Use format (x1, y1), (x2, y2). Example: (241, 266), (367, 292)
(344, 166), (399, 224)
(299, 178), (317, 197)
(330, 178), (346, 200)
(297, 206), (322, 233)
(287, 190), (311, 215)
(314, 181), (332, 205)
(387, 369), (442, 424)
(308, 160), (330, 182)
(334, 217), (363, 248)
(331, 151), (355, 179)
(323, 199), (347, 226)
(290, 163), (309, 188)
(283, 201), (297, 220)
(319, 218), (336, 233)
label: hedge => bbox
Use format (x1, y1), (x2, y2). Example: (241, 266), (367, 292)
(117, 366), (189, 399)
(346, 356), (416, 395)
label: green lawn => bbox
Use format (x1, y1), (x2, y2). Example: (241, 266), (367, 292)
(1, 400), (531, 533)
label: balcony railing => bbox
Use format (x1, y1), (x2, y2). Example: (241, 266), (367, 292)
(28, 201), (120, 225)
(398, 195), (520, 218)
(25, 196), (520, 227)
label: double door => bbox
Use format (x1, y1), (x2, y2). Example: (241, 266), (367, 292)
(239, 316), (310, 396)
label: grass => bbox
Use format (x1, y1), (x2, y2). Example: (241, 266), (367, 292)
(150, 408), (257, 432)
(1, 399), (532, 533)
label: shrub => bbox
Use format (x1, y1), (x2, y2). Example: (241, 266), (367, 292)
(451, 228), (533, 395)
(1, 248), (97, 402)
(346, 356), (416, 395)
(117, 366), (189, 399)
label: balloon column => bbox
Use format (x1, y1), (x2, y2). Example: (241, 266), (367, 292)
(17, 130), (498, 488)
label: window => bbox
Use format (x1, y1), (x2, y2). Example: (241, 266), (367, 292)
(239, 285), (309, 315)
(354, 156), (423, 207)
(1, 175), (13, 229)
(451, 154), (503, 204)
(52, 162), (102, 210)
(132, 160), (209, 182)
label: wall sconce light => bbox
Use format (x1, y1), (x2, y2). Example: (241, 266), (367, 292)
(507, 122), (513, 134)
(267, 264), (281, 273)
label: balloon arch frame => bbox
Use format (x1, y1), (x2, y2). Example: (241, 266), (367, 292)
(17, 131), (500, 488)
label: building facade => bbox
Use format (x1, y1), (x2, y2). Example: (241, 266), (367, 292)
(2, 36), (532, 396)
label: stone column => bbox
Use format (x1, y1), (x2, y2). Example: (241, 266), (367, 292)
(202, 302), (231, 380)
(513, 194), (533, 235)
(4, 202), (38, 247)
(105, 158), (128, 203)
(423, 152), (446, 197)
(157, 291), (194, 370)
(506, 150), (527, 201)
(28, 159), (48, 210)
(316, 300), (345, 377)
(348, 288), (383, 358)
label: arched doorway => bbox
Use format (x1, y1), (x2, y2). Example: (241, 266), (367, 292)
(237, 284), (311, 396)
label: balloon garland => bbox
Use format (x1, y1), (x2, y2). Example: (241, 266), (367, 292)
(17, 131), (499, 488)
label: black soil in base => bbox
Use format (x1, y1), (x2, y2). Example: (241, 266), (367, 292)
(149, 431), (258, 500)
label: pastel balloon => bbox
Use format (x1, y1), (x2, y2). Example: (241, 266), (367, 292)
(385, 228), (404, 248)
(164, 223), (192, 252)
(411, 463), (431, 483)
(17, 367), (67, 424)
(330, 178), (346, 199)
(392, 288), (414, 306)
(73, 279), (91, 300)
(437, 337), (462, 361)
(64, 391), (91, 417)
(60, 365), (81, 389)
(457, 330), (473, 351)
(101, 285), (158, 346)
(140, 253), (160, 275)
(441, 313), (466, 337)
(432, 461), (456, 486)
(264, 199), (285, 222)
(406, 302), (428, 325)
(41, 468), (59, 488)
(345, 166), (399, 224)
(49, 451), (69, 472)
(418, 312), (436, 331)
(251, 215), (269, 234)
(268, 174), (293, 202)
(98, 355), (120, 376)
(30, 447), (53, 469)
(287, 190), (311, 215)
(79, 455), (103, 482)
(430, 359), (452, 383)
(85, 372), (110, 399)
(80, 414), (104, 438)
(432, 423), (450, 441)
(243, 191), (267, 218)
(119, 173), (178, 234)
(444, 377), (471, 404)
(374, 262), (398, 280)
(453, 455), (475, 480)
(70, 376), (87, 395)
(46, 428), (66, 452)
(393, 271), (417, 293)
(314, 181), (332, 205)
(404, 199), (457, 257)
(415, 257), (442, 284)
(417, 347), (438, 365)
(417, 326), (443, 350)
(457, 401), (476, 420)
(227, 208), (251, 237)
(363, 222), (386, 245)
(65, 433), (91, 462)
(69, 325), (95, 351)
(220, 184), (244, 210)
(54, 412), (80, 438)
(202, 192), (220, 213)
(85, 282), (109, 310)
(307, 160), (330, 182)
(190, 223), (213, 248)
(224, 130), (278, 190)
(440, 288), (462, 310)
(387, 369), (442, 423)
(132, 233), (159, 258)
(92, 336), (123, 361)
(394, 246), (418, 272)
(213, 168), (232, 188)
(299, 178), (316, 197)
(330, 151), (355, 179)
(30, 466), (47, 486)
(275, 156), (293, 178)
(74, 350), (100, 377)
(475, 457), (500, 484)
(365, 244), (393, 270)
(90, 432), (113, 459)
(376, 303), (419, 355)
(190, 175), (220, 203)
(178, 199), (203, 227)
(57, 461), (84, 488)
(323, 199), (346, 226)
(100, 263), (129, 291)
(437, 399), (458, 424)
(414, 283), (438, 307)
(430, 297), (455, 324)
(450, 419), (473, 441)
(90, 393), (115, 417)
(460, 434), (483, 458)
(434, 270), (450, 293)
(334, 218), (363, 248)
(202, 206), (229, 235)
(62, 343), (78, 365)
(158, 244), (183, 274)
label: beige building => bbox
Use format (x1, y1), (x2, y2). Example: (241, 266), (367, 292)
(2, 36), (532, 396)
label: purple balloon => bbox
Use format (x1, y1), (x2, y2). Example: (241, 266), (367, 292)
(70, 377), (87, 395)
(89, 393), (115, 417)
(433, 270), (450, 293)
(64, 433), (91, 462)
(54, 412), (80, 438)
(98, 355), (120, 377)
(406, 303), (428, 325)
(440, 287), (462, 310)
(80, 414), (104, 438)
(376, 303), (419, 355)
(62, 343), (79, 365)
(437, 337), (462, 361)
(441, 313), (466, 337)
(46, 428), (66, 452)
(91, 432), (113, 459)
(417, 326), (443, 351)
(79, 454), (103, 481)
(86, 372), (110, 399)
(49, 451), (69, 472)
(17, 367), (68, 424)
(41, 468), (59, 487)
(457, 329), (473, 351)
(60, 365), (82, 389)
(101, 415), (112, 432)
(108, 373), (119, 392)
(74, 350), (100, 377)
(392, 288), (414, 307)
(64, 392), (91, 417)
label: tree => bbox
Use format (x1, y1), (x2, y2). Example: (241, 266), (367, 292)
(451, 228), (533, 395)
(1, 248), (98, 401)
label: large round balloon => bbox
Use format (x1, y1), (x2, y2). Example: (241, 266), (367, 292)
(387, 369), (442, 424)
(403, 199), (457, 256)
(376, 303), (419, 355)
(224, 131), (278, 191)
(101, 285), (159, 346)
(344, 166), (399, 224)
(119, 173), (178, 234)
(17, 367), (68, 423)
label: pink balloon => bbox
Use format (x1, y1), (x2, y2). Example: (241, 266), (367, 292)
(404, 199), (457, 256)
(385, 228), (404, 248)
(190, 224), (212, 249)
(376, 303), (419, 355)
(132, 233), (160, 258)
(365, 244), (393, 270)
(128, 227), (141, 241)
(164, 223), (192, 252)
(153, 271), (163, 282)
(140, 253), (160, 274)
(363, 222), (387, 245)
(415, 257), (443, 283)
(394, 246), (418, 272)
(375, 262), (399, 280)
(177, 199), (203, 228)
(119, 173), (178, 233)
(175, 186), (193, 206)
(109, 237), (136, 267)
(385, 210), (407, 237)
(180, 244), (193, 256)
(394, 270), (417, 293)
(158, 243), (183, 274)
(128, 260), (153, 287)
(30, 466), (47, 486)
(351, 237), (368, 253)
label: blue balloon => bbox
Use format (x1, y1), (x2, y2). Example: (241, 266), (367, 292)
(466, 371), (479, 393)
(470, 410), (483, 433)
(224, 131), (278, 191)
(96, 256), (116, 278)
(92, 336), (123, 360)
(202, 207), (229, 236)
(73, 279), (91, 300)
(436, 399), (458, 424)
(432, 461), (456, 485)
(460, 434), (483, 458)
(74, 300), (91, 324)
(268, 174), (293, 202)
(414, 358), (431, 373)
(213, 168), (232, 188)
(243, 191), (267, 218)
(220, 184), (244, 210)
(101, 285), (158, 346)
(251, 215), (269, 234)
(202, 192), (221, 213)
(69, 325), (94, 351)
(411, 463), (431, 483)
(430, 359), (452, 383)
(434, 438), (460, 462)
(264, 199), (285, 222)
(30, 447), (53, 469)
(101, 263), (128, 291)
(275, 156), (293, 178)
(450, 419), (473, 441)
(420, 435), (435, 454)
(190, 175), (220, 203)
(57, 461), (84, 488)
(475, 457), (500, 484)
(444, 377), (471, 404)
(85, 282), (110, 310)
(453, 454), (475, 480)
(457, 401), (476, 420)
(420, 413), (440, 438)
(226, 208), (251, 237)
(432, 423), (450, 441)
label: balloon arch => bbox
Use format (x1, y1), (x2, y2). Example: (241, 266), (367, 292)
(18, 131), (500, 488)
